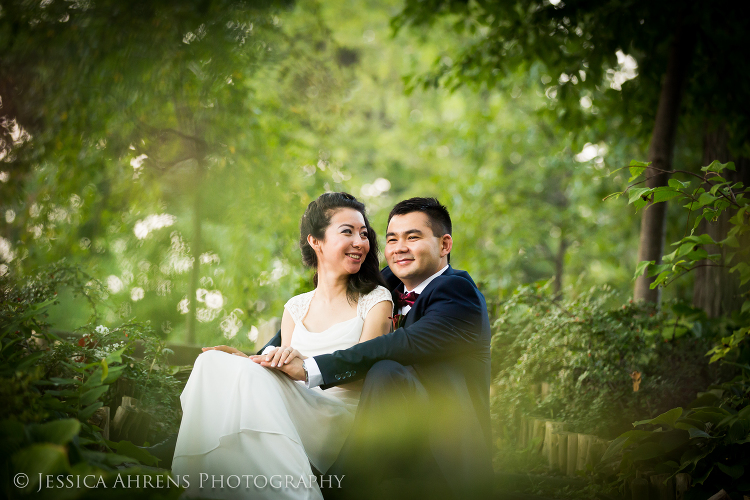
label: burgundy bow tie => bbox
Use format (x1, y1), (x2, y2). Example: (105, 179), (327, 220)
(396, 290), (419, 308)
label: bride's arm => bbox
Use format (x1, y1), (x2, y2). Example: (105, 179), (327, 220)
(264, 309), (296, 367)
(357, 301), (393, 343)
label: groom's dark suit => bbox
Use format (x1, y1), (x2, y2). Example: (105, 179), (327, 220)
(261, 265), (492, 498)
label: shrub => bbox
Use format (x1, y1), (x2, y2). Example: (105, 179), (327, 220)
(0, 261), (183, 499)
(491, 282), (737, 440)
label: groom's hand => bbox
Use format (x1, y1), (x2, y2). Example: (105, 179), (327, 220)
(250, 355), (306, 381)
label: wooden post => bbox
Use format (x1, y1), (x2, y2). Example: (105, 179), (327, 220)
(576, 434), (592, 472)
(557, 432), (569, 472)
(128, 411), (152, 446)
(526, 417), (534, 448)
(650, 474), (675, 500)
(585, 437), (607, 469)
(513, 408), (522, 446)
(88, 406), (110, 441)
(111, 405), (137, 441)
(675, 474), (690, 500)
(541, 382), (550, 400)
(544, 422), (565, 462)
(530, 384), (540, 401)
(549, 432), (559, 469)
(532, 419), (546, 452)
(631, 478), (649, 500)
(121, 396), (138, 409)
(706, 491), (731, 500)
(566, 433), (578, 476)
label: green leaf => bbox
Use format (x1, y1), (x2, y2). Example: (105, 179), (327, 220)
(101, 365), (126, 385)
(628, 187), (652, 205)
(78, 401), (104, 421)
(716, 463), (744, 479)
(80, 385), (109, 406)
(28, 419), (81, 445)
(106, 440), (160, 467)
(634, 407), (683, 428)
(629, 441), (664, 461)
(729, 262), (750, 285)
(647, 263), (672, 277)
(693, 466), (713, 485)
(101, 358), (108, 382)
(701, 160), (735, 173)
(728, 419), (749, 443)
(629, 166), (648, 180)
(601, 430), (653, 462)
(83, 367), (104, 389)
(49, 377), (82, 386)
(668, 178), (689, 189)
(105, 346), (126, 365)
(17, 351), (45, 370)
(652, 187), (682, 203)
(685, 248), (708, 261)
(634, 260), (654, 280)
(722, 235), (740, 248)
(697, 192), (718, 208)
(688, 428), (713, 439)
(11, 443), (69, 493)
(629, 160), (651, 167)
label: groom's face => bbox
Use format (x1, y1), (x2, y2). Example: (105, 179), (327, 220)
(385, 211), (451, 290)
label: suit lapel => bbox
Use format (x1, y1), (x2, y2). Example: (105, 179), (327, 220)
(382, 265), (458, 325)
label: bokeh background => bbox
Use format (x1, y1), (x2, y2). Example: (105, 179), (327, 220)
(2, 1), (750, 498)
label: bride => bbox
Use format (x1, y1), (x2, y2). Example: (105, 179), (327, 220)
(171, 192), (393, 499)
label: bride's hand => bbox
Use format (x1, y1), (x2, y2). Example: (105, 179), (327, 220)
(202, 345), (248, 357)
(266, 346), (306, 367)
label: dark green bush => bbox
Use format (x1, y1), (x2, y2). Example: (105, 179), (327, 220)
(491, 282), (739, 440)
(0, 262), (183, 499)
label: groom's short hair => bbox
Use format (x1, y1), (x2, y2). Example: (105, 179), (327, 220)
(387, 197), (452, 238)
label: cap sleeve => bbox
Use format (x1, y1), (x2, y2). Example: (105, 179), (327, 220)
(284, 290), (315, 325)
(358, 286), (394, 321)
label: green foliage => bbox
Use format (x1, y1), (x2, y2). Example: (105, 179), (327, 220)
(599, 159), (750, 498)
(0, 263), (184, 499)
(614, 160), (750, 361)
(491, 283), (736, 439)
(602, 371), (750, 498)
(1, 0), (650, 352)
(393, 0), (750, 155)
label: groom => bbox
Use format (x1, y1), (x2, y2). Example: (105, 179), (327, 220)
(256, 197), (493, 499)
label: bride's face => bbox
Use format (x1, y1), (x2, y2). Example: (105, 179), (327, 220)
(309, 208), (370, 277)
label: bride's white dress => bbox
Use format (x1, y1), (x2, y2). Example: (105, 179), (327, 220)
(171, 285), (392, 499)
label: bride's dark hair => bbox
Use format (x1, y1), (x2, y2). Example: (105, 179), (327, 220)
(300, 192), (386, 303)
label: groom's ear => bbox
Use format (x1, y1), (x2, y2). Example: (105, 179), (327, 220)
(440, 234), (453, 258)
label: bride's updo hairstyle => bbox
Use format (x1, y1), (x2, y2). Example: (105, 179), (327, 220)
(300, 192), (386, 303)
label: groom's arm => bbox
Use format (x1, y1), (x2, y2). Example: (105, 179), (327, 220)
(314, 276), (488, 388)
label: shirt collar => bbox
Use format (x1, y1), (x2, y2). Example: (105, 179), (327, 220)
(404, 265), (449, 295)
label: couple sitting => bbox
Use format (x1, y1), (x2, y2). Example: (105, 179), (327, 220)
(165, 193), (492, 499)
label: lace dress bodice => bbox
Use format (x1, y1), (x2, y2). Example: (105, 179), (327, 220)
(284, 285), (393, 358)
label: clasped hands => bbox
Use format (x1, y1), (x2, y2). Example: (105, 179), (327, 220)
(201, 345), (307, 381)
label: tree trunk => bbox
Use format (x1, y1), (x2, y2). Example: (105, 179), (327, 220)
(553, 234), (568, 298)
(174, 94), (206, 345)
(693, 124), (750, 316)
(634, 26), (696, 304)
(187, 170), (203, 345)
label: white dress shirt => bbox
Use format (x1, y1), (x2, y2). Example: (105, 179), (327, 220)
(303, 265), (449, 388)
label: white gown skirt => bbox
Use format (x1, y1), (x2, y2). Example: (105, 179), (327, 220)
(171, 350), (358, 499)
